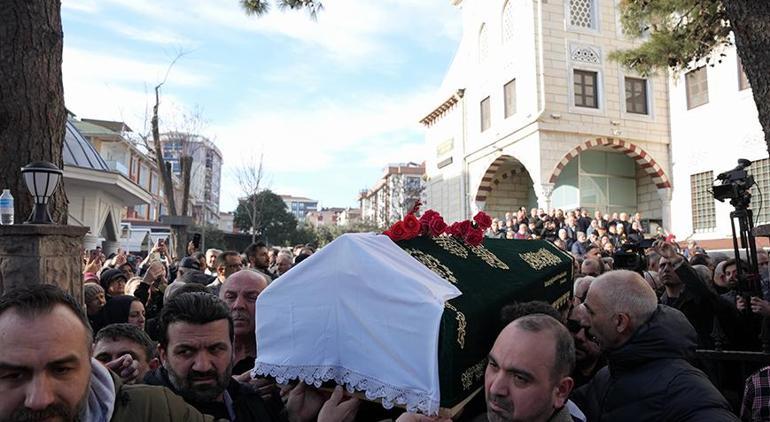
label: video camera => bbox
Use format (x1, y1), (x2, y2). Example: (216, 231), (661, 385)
(613, 238), (655, 274)
(712, 158), (754, 209)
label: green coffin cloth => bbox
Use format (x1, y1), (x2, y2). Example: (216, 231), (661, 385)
(394, 237), (574, 409)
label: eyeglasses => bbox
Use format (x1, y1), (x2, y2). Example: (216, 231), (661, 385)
(566, 319), (589, 335)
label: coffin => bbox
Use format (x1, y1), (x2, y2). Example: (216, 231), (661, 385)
(253, 232), (573, 415)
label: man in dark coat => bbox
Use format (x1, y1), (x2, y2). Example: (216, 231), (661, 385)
(571, 270), (737, 421)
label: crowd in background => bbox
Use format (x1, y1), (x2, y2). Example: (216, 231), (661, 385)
(6, 209), (770, 421)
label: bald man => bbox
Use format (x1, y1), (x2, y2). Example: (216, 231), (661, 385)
(571, 270), (736, 421)
(219, 270), (268, 375)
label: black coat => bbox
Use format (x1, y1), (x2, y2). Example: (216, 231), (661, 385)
(144, 367), (285, 422)
(571, 305), (737, 422)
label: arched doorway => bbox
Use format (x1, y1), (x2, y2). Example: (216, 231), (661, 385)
(475, 155), (537, 218)
(547, 137), (671, 219)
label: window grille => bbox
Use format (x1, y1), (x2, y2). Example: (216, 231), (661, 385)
(570, 0), (595, 29)
(690, 171), (716, 231)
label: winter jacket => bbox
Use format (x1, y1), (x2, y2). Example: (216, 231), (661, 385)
(571, 305), (738, 422)
(109, 370), (219, 422)
(144, 367), (285, 421)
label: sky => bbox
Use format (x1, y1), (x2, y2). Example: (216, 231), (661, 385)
(60, 0), (462, 212)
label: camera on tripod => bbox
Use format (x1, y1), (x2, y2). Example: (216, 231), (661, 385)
(712, 158), (754, 209)
(712, 158), (763, 310)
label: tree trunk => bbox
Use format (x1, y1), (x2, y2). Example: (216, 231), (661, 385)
(0, 0), (67, 224)
(723, 0), (770, 157)
(152, 86), (177, 216)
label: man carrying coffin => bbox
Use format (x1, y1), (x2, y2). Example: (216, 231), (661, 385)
(398, 313), (577, 422)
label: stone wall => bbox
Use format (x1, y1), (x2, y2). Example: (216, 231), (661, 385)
(0, 225), (88, 304)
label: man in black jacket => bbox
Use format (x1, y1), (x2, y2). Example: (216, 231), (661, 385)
(571, 270), (737, 421)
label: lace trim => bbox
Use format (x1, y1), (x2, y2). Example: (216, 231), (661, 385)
(253, 362), (440, 415)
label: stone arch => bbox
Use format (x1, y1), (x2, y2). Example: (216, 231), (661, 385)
(474, 155), (536, 214)
(548, 137), (671, 189)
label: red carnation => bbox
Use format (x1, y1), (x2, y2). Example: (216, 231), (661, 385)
(419, 210), (440, 224)
(464, 227), (484, 247)
(428, 216), (448, 237)
(385, 221), (408, 241)
(403, 214), (422, 239)
(473, 212), (493, 230)
(448, 220), (472, 238)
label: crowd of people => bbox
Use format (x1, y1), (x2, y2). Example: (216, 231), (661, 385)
(484, 207), (662, 257)
(3, 213), (770, 421)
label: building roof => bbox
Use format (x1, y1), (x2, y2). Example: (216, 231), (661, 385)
(72, 120), (120, 138)
(280, 195), (317, 203)
(81, 118), (133, 133)
(63, 119), (110, 171)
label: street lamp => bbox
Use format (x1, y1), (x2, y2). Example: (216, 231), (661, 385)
(20, 161), (62, 224)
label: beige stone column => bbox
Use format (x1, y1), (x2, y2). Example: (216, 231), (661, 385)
(0, 225), (88, 305)
(538, 183), (555, 212)
(657, 187), (673, 232)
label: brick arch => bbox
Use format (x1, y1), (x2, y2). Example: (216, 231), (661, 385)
(548, 137), (671, 189)
(475, 155), (532, 203)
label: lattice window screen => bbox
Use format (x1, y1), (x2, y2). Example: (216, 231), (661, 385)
(502, 1), (515, 42)
(749, 158), (770, 224)
(570, 0), (595, 29)
(479, 24), (489, 62)
(690, 171), (716, 231)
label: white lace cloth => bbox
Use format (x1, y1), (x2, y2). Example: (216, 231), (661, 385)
(252, 233), (462, 416)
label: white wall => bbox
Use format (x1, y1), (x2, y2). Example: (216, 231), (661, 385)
(669, 44), (766, 240)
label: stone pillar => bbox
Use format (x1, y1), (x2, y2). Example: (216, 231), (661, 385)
(0, 225), (89, 305)
(538, 183), (555, 212)
(657, 187), (673, 232)
(101, 240), (120, 255)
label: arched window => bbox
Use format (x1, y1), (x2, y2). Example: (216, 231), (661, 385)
(502, 0), (515, 43)
(478, 24), (489, 63)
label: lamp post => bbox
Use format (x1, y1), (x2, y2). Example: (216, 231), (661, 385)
(20, 161), (62, 224)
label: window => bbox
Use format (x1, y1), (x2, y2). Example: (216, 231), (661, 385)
(478, 24), (489, 63)
(504, 79), (516, 118)
(502, 0), (515, 43)
(690, 171), (716, 231)
(625, 77), (648, 114)
(738, 57), (750, 91)
(480, 97), (491, 132)
(685, 67), (709, 109)
(749, 159), (770, 223)
(139, 164), (150, 190)
(569, 0), (596, 29)
(574, 70), (598, 108)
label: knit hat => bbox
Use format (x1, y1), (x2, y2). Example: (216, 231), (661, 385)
(99, 268), (127, 292)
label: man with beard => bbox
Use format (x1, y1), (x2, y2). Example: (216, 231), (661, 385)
(244, 242), (275, 283)
(145, 292), (352, 422)
(144, 291), (279, 420)
(0, 284), (216, 422)
(565, 312), (604, 389)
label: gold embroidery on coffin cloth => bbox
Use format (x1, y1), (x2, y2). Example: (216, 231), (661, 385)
(433, 236), (469, 258)
(444, 302), (467, 350)
(469, 244), (509, 270)
(519, 248), (562, 271)
(461, 359), (487, 390)
(404, 248), (458, 284)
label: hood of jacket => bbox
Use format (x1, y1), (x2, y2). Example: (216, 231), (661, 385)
(608, 305), (697, 372)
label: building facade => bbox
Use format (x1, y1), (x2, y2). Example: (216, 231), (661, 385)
(63, 119), (152, 253)
(360, 162), (426, 227)
(305, 208), (345, 227)
(423, 0), (672, 230)
(668, 43), (768, 247)
(73, 118), (179, 252)
(281, 195), (319, 223)
(160, 132), (223, 227)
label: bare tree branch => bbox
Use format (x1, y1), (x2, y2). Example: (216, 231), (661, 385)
(234, 151), (266, 242)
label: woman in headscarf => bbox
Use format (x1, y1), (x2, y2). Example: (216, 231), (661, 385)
(93, 295), (146, 334)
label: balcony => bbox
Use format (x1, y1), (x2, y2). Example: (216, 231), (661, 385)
(105, 160), (129, 176)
